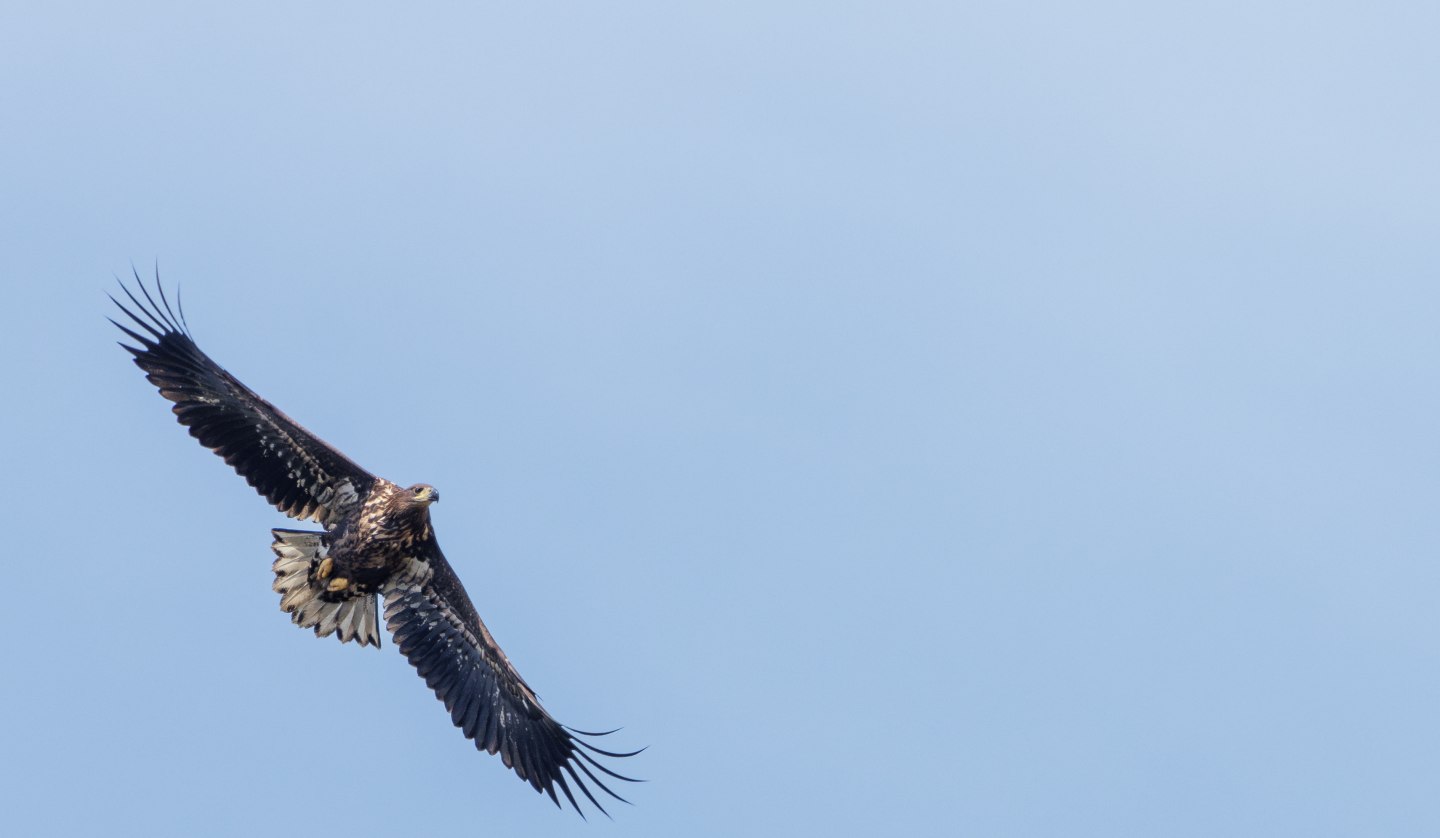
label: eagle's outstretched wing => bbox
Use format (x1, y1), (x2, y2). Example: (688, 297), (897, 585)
(383, 547), (643, 817)
(111, 274), (374, 526)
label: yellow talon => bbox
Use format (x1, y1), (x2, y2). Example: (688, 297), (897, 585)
(327, 577), (350, 593)
(316, 557), (333, 579)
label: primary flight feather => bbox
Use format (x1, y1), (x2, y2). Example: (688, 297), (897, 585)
(110, 274), (640, 817)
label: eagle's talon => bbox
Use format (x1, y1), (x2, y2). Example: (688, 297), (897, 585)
(327, 577), (350, 593)
(316, 557), (333, 580)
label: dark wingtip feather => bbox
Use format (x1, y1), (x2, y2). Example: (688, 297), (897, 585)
(111, 266), (187, 342)
(107, 317), (156, 351)
(562, 761), (609, 818)
(553, 726), (645, 813)
(109, 293), (165, 342)
(563, 725), (624, 737)
(553, 773), (584, 818)
(136, 272), (180, 333)
(154, 272), (185, 338)
(175, 281), (192, 336)
(114, 279), (173, 338)
(572, 755), (635, 805)
(575, 747), (646, 785)
(573, 737), (648, 760)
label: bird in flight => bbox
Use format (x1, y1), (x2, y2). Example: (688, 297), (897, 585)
(110, 274), (640, 817)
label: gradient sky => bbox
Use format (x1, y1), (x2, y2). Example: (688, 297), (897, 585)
(3, 2), (1439, 836)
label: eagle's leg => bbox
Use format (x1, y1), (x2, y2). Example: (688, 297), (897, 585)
(315, 556), (351, 592)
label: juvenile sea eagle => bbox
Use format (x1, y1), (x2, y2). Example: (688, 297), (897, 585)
(110, 275), (639, 817)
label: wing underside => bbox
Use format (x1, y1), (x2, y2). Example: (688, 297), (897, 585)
(382, 551), (642, 817)
(111, 273), (374, 525)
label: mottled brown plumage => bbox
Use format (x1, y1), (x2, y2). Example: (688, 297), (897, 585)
(111, 273), (640, 817)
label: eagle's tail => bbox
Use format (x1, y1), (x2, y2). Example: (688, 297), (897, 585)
(270, 529), (382, 648)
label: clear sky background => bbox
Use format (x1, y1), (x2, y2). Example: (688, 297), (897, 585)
(2, 2), (1438, 836)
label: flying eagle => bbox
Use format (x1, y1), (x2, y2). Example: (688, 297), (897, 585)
(110, 276), (640, 817)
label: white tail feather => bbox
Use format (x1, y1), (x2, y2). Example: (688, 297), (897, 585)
(270, 529), (381, 648)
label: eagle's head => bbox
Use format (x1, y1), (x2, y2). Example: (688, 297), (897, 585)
(405, 483), (440, 508)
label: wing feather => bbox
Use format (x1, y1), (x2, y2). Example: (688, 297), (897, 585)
(112, 272), (373, 525)
(382, 548), (642, 818)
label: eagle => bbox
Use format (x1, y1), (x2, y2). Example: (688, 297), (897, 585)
(110, 275), (640, 817)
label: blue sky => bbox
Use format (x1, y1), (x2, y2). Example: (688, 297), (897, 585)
(3, 2), (1439, 835)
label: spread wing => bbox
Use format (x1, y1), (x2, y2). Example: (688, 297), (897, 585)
(383, 547), (642, 817)
(111, 274), (374, 526)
